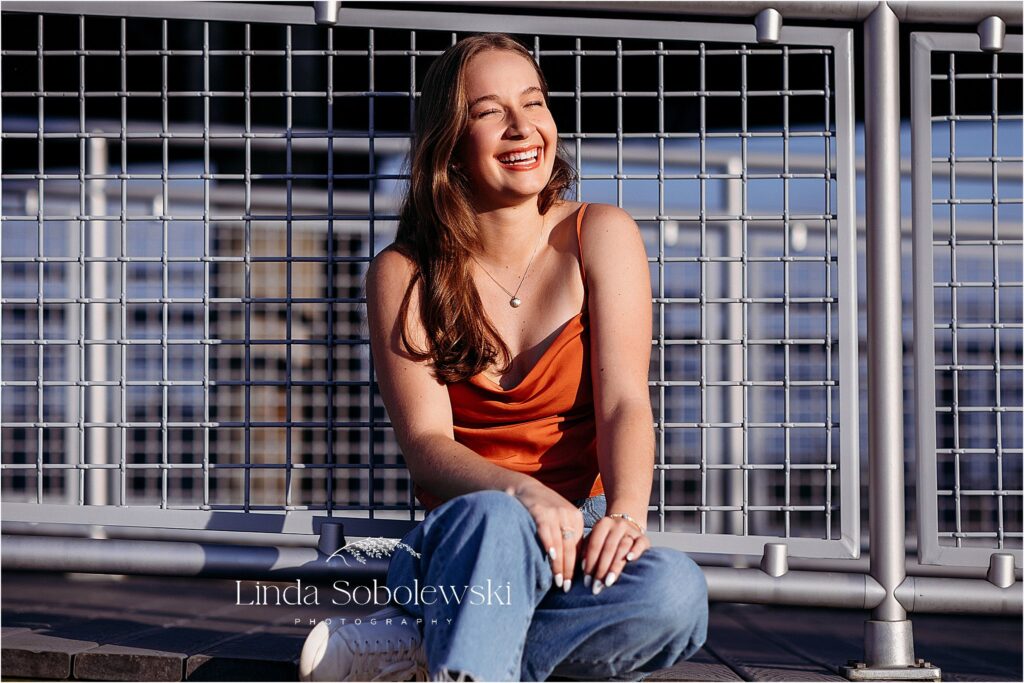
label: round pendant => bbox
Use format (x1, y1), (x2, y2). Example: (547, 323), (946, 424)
(510, 297), (522, 308)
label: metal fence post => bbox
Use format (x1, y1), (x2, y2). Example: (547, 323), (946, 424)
(723, 157), (744, 540)
(85, 137), (109, 507)
(841, 2), (940, 680)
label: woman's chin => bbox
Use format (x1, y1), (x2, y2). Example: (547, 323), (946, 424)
(509, 172), (556, 196)
(471, 179), (548, 207)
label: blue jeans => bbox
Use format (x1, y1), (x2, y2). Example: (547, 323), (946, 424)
(385, 490), (708, 681)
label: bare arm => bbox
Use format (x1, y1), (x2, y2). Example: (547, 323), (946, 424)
(365, 248), (532, 499)
(577, 204), (655, 590)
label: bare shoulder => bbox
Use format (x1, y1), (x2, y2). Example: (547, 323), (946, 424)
(582, 202), (634, 222)
(578, 203), (645, 263)
(365, 245), (431, 354)
(580, 202), (640, 237)
(366, 245), (420, 306)
(367, 245), (416, 285)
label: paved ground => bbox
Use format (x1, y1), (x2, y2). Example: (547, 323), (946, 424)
(1, 570), (1020, 681)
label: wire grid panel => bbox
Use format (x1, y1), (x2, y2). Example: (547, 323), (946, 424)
(911, 31), (1024, 568)
(0, 3), (859, 558)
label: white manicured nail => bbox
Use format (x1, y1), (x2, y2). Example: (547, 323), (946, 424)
(562, 579), (571, 593)
(592, 579), (604, 595)
(605, 572), (617, 587)
(583, 574), (592, 588)
(554, 573), (563, 588)
(548, 547), (557, 561)
(626, 552), (635, 562)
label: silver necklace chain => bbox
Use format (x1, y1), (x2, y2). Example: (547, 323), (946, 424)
(472, 221), (545, 308)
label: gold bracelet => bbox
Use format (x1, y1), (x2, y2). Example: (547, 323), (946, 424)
(606, 512), (646, 535)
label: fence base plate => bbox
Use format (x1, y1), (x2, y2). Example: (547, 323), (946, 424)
(840, 662), (941, 681)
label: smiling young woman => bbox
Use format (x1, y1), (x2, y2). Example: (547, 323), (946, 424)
(299, 33), (708, 682)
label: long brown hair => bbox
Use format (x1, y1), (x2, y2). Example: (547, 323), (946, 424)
(393, 33), (575, 383)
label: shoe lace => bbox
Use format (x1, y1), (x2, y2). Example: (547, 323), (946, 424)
(351, 636), (428, 682)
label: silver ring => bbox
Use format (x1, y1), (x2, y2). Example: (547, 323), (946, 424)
(561, 528), (576, 540)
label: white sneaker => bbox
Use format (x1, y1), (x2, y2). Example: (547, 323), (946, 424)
(299, 606), (428, 681)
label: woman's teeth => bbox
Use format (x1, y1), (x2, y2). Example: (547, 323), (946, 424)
(498, 149), (539, 164)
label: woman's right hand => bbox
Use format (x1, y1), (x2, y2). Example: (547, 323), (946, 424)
(505, 480), (584, 593)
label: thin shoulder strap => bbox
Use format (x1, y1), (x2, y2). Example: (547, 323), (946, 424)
(575, 203), (589, 285)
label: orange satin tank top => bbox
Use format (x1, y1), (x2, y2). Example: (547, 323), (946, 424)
(414, 204), (604, 511)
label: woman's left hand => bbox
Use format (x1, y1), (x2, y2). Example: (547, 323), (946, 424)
(581, 515), (651, 593)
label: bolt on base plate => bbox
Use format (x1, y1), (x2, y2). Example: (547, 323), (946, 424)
(840, 659), (941, 681)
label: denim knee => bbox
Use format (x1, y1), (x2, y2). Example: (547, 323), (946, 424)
(433, 489), (536, 534)
(631, 548), (708, 654)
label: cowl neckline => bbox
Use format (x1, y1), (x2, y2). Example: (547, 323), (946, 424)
(470, 310), (585, 395)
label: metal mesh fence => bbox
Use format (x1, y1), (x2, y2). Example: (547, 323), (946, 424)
(0, 8), (858, 554)
(922, 47), (1023, 554)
